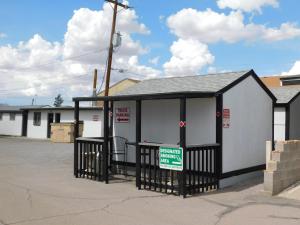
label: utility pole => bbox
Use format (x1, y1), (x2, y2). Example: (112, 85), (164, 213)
(92, 69), (98, 106)
(93, 69), (98, 96)
(104, 0), (130, 96)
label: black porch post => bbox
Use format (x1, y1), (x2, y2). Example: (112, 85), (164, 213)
(74, 100), (80, 177)
(180, 98), (187, 197)
(216, 94), (223, 185)
(136, 100), (142, 189)
(103, 100), (109, 184)
(285, 105), (290, 141)
(109, 101), (114, 167)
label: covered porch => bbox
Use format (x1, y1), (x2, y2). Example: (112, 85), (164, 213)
(73, 92), (222, 197)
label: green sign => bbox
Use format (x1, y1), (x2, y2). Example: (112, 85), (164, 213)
(159, 146), (183, 171)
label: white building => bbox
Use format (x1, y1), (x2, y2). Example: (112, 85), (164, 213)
(22, 106), (103, 139)
(271, 87), (300, 141)
(0, 106), (24, 136)
(112, 70), (275, 184)
(74, 69), (276, 194)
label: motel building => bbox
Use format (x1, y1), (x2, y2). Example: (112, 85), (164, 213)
(22, 106), (103, 139)
(0, 105), (103, 139)
(0, 105), (26, 136)
(72, 70), (276, 197)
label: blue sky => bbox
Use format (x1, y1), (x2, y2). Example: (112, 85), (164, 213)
(1, 0), (300, 105)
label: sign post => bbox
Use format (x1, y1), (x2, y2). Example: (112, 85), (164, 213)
(159, 146), (183, 171)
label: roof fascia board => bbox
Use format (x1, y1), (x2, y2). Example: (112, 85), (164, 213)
(274, 103), (289, 108)
(217, 69), (277, 101)
(73, 92), (216, 102)
(288, 91), (300, 105)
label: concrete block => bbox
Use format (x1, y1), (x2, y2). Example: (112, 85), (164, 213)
(271, 151), (289, 162)
(264, 171), (283, 195)
(264, 140), (300, 195)
(275, 142), (287, 152)
(267, 161), (277, 171)
(266, 141), (272, 164)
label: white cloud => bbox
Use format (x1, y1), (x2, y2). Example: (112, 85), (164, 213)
(217, 0), (279, 13)
(167, 8), (300, 44)
(282, 61), (300, 75)
(163, 39), (214, 76)
(0, 33), (7, 38)
(149, 56), (160, 65)
(0, 3), (160, 100)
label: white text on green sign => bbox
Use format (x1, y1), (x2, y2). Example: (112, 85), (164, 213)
(159, 146), (183, 171)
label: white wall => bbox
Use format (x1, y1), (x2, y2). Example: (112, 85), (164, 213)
(290, 96), (300, 140)
(113, 98), (216, 162)
(27, 109), (103, 139)
(274, 107), (286, 141)
(222, 75), (273, 173)
(187, 98), (216, 145)
(27, 111), (47, 138)
(0, 113), (23, 136)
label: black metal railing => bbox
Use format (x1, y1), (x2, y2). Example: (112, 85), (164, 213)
(186, 144), (219, 195)
(137, 143), (220, 196)
(140, 143), (180, 194)
(74, 138), (105, 181)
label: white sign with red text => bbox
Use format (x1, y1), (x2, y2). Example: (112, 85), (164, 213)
(115, 107), (130, 123)
(223, 108), (230, 128)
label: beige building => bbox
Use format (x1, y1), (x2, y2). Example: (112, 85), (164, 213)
(261, 74), (300, 88)
(96, 78), (139, 107)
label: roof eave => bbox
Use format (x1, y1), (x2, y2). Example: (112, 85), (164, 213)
(73, 91), (216, 102)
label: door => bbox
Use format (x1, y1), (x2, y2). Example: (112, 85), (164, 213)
(21, 111), (28, 137)
(47, 113), (54, 138)
(55, 113), (61, 123)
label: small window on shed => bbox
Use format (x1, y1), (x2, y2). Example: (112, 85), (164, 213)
(33, 112), (41, 126)
(55, 113), (61, 123)
(10, 113), (15, 121)
(0, 113), (2, 120)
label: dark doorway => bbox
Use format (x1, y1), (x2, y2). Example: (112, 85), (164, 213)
(55, 113), (61, 123)
(21, 111), (28, 137)
(47, 113), (54, 138)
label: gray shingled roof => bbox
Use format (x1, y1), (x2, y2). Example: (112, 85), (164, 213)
(0, 105), (49, 112)
(0, 105), (22, 112)
(115, 70), (250, 96)
(271, 87), (300, 104)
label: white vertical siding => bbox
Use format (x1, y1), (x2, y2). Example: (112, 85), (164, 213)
(0, 113), (23, 136)
(222, 75), (273, 173)
(27, 111), (48, 138)
(113, 98), (216, 163)
(290, 96), (300, 140)
(187, 98), (216, 145)
(274, 107), (286, 141)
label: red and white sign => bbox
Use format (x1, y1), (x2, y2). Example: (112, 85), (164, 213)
(115, 107), (130, 123)
(179, 121), (186, 128)
(223, 108), (230, 128)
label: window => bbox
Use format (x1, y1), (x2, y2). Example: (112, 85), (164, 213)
(33, 112), (41, 126)
(55, 113), (61, 123)
(0, 113), (2, 120)
(10, 113), (15, 121)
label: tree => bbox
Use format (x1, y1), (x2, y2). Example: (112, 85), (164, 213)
(53, 94), (64, 107)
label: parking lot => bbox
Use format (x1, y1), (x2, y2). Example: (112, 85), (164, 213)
(1, 136), (300, 225)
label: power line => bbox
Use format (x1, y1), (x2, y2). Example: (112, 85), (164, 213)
(0, 71), (98, 93)
(0, 47), (109, 74)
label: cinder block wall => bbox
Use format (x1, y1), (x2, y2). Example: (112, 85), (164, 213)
(264, 141), (300, 195)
